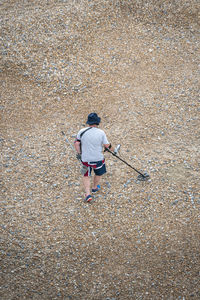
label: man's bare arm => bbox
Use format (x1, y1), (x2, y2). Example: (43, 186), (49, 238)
(74, 140), (81, 154)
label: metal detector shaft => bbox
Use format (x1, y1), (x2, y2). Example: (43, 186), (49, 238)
(106, 148), (145, 177)
(61, 131), (76, 153)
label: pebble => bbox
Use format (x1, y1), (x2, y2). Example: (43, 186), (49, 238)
(105, 181), (111, 188)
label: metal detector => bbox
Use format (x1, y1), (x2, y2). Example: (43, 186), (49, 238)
(61, 131), (76, 152)
(105, 147), (150, 181)
(61, 131), (150, 181)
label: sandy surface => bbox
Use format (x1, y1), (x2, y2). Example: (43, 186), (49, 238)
(1, 1), (200, 299)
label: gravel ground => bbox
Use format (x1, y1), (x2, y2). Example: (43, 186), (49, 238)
(1, 1), (200, 299)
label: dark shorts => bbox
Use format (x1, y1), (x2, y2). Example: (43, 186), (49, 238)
(81, 160), (106, 177)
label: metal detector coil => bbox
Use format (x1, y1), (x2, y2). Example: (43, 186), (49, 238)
(137, 172), (150, 181)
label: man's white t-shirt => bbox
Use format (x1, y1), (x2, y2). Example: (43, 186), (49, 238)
(77, 127), (109, 162)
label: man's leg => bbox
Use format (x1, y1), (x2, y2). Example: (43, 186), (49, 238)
(92, 175), (101, 190)
(83, 176), (91, 196)
(92, 161), (106, 190)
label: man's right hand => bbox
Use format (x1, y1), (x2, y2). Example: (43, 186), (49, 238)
(104, 143), (112, 152)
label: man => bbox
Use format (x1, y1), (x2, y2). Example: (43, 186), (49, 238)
(74, 112), (114, 202)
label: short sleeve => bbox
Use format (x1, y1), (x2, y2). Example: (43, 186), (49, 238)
(102, 132), (109, 145)
(76, 129), (82, 141)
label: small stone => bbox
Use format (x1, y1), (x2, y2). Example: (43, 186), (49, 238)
(172, 200), (179, 205)
(105, 182), (111, 188)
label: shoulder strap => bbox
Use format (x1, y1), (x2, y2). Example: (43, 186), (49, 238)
(80, 127), (92, 138)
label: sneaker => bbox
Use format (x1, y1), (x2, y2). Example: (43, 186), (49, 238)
(84, 195), (93, 202)
(92, 185), (100, 193)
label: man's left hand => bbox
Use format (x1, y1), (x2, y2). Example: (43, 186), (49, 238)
(76, 153), (81, 161)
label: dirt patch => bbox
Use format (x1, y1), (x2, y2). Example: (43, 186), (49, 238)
(1, 1), (199, 299)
